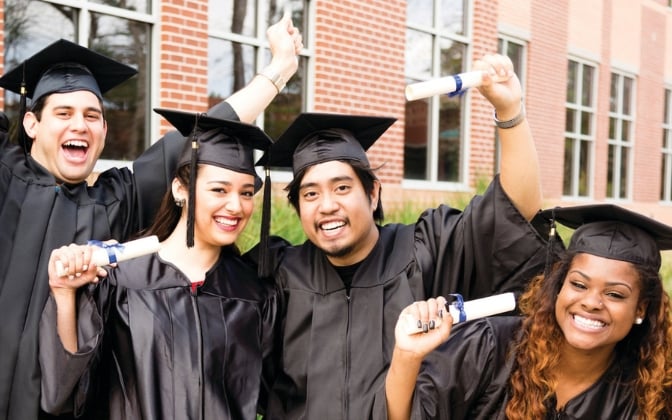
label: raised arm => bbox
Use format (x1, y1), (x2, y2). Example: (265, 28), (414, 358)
(474, 54), (541, 221)
(47, 244), (105, 353)
(386, 297), (452, 420)
(224, 12), (303, 123)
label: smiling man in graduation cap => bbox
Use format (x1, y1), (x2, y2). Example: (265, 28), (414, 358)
(0, 17), (301, 420)
(382, 203), (672, 419)
(252, 54), (552, 419)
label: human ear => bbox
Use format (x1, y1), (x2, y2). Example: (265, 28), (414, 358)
(22, 112), (38, 139)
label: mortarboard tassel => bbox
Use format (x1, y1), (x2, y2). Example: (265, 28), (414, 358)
(258, 166), (272, 278)
(543, 207), (558, 278)
(186, 119), (200, 248)
(18, 63), (29, 156)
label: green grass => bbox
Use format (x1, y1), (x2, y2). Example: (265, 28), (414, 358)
(238, 190), (672, 295)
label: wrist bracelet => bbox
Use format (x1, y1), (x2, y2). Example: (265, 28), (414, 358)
(494, 102), (525, 129)
(257, 67), (286, 93)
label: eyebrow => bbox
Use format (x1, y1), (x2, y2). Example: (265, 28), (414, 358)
(52, 104), (102, 114)
(299, 175), (354, 191)
(206, 180), (256, 189)
(568, 269), (634, 291)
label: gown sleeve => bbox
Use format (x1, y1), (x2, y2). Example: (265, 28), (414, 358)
(414, 175), (549, 300)
(370, 317), (519, 420)
(39, 279), (114, 416)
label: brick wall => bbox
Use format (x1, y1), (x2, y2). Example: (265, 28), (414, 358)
(528, 0), (570, 200)
(312, 0), (407, 185)
(157, 0), (210, 135)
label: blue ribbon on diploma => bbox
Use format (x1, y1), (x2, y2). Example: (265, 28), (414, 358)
(87, 240), (125, 264)
(448, 293), (467, 323)
(448, 74), (468, 97)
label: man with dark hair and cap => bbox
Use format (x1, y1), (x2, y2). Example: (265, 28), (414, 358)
(383, 203), (672, 419)
(0, 14), (301, 420)
(253, 54), (551, 418)
(39, 108), (279, 420)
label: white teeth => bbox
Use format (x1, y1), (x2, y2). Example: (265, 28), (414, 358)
(574, 315), (605, 329)
(321, 221), (345, 231)
(64, 140), (88, 148)
(214, 217), (237, 226)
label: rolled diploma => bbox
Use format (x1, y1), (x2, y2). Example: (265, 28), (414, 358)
(402, 292), (517, 335)
(405, 70), (513, 101)
(56, 236), (160, 277)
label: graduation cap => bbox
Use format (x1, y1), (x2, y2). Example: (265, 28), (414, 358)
(154, 108), (272, 249)
(256, 112), (397, 174)
(540, 204), (672, 271)
(0, 39), (137, 154)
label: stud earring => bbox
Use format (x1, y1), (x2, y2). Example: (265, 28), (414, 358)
(175, 198), (186, 208)
(634, 317), (643, 325)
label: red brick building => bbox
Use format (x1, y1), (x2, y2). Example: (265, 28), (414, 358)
(2, 0), (672, 221)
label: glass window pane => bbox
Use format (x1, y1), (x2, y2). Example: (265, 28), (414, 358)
(609, 73), (618, 112)
(665, 89), (671, 124)
(437, 95), (462, 182)
(565, 108), (575, 132)
(622, 76), (633, 115)
(90, 0), (150, 14)
(404, 98), (430, 180)
(208, 38), (256, 104)
(579, 139), (589, 196)
(440, 39), (464, 76)
(406, 29), (432, 79)
(264, 55), (306, 140)
(581, 65), (593, 106)
(209, 0), (256, 36)
(407, 0), (433, 27)
(90, 14), (150, 160)
(609, 117), (616, 139)
(567, 61), (577, 104)
(621, 120), (630, 142)
(580, 110), (591, 135)
(3, 1), (77, 123)
(661, 155), (667, 200)
(441, 0), (465, 35)
(620, 147), (629, 197)
(563, 137), (573, 195)
(607, 145), (615, 197)
(506, 42), (524, 80)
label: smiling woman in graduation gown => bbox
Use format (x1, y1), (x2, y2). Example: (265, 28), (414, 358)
(38, 110), (280, 419)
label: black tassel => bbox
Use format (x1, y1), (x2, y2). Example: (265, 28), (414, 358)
(186, 121), (199, 248)
(258, 167), (272, 278)
(18, 65), (30, 156)
(543, 207), (558, 278)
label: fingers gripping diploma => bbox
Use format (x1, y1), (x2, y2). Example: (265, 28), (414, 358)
(49, 243), (112, 290)
(394, 297), (453, 358)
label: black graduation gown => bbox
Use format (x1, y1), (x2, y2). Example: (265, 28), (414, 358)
(372, 316), (639, 419)
(0, 103), (237, 419)
(262, 176), (551, 419)
(39, 249), (279, 420)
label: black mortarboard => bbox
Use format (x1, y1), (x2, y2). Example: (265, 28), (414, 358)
(0, 39), (137, 154)
(154, 108), (272, 248)
(0, 39), (137, 101)
(540, 204), (672, 271)
(256, 112), (397, 174)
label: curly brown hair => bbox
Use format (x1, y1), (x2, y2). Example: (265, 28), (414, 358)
(505, 251), (672, 420)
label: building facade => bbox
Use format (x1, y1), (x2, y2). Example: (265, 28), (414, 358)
(2, 0), (672, 222)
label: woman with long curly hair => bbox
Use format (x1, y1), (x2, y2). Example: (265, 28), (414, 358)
(381, 204), (672, 420)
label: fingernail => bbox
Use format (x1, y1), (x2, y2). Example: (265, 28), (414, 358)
(439, 309), (444, 318)
(82, 265), (88, 271)
(429, 320), (436, 330)
(417, 320), (422, 329)
(422, 323), (429, 333)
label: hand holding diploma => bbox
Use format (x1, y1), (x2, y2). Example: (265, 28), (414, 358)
(49, 236), (161, 289)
